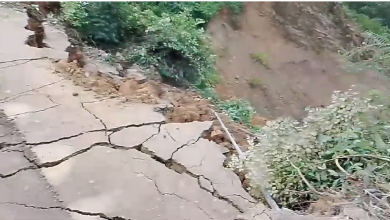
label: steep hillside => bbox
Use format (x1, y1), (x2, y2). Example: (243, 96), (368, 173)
(209, 2), (390, 119)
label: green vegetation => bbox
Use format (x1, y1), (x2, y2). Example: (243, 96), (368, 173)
(199, 88), (258, 128)
(343, 5), (390, 38)
(219, 99), (255, 126)
(342, 3), (390, 76)
(248, 76), (262, 89)
(60, 2), (259, 128)
(61, 2), (242, 87)
(231, 90), (390, 216)
(250, 52), (269, 68)
(345, 2), (390, 29)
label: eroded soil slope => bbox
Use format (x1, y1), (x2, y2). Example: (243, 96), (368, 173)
(209, 2), (390, 119)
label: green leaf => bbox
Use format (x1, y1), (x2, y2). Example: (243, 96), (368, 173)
(327, 169), (340, 177)
(331, 179), (341, 188)
(374, 133), (388, 150)
(318, 134), (332, 143)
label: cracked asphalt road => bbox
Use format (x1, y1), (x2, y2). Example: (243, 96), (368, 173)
(0, 6), (260, 220)
(0, 110), (71, 220)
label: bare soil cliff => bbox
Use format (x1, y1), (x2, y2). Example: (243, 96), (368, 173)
(208, 2), (390, 119)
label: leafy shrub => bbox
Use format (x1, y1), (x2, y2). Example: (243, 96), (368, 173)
(344, 6), (390, 38)
(136, 2), (243, 26)
(231, 89), (390, 209)
(124, 10), (216, 86)
(219, 99), (255, 126)
(344, 2), (390, 28)
(61, 2), (132, 45)
(60, 2), (243, 87)
(355, 14), (390, 37)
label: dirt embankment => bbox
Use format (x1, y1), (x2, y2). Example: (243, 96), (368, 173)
(208, 2), (390, 119)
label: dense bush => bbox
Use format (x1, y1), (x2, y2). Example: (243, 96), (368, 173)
(345, 2), (390, 28)
(231, 89), (390, 211)
(61, 2), (131, 45)
(60, 2), (242, 87)
(136, 2), (242, 28)
(344, 6), (390, 38)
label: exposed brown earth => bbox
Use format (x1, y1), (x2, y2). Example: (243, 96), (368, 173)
(208, 2), (390, 119)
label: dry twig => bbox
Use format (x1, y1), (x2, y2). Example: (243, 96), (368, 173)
(288, 159), (338, 198)
(212, 110), (280, 211)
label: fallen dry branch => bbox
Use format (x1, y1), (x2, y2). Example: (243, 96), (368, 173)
(212, 110), (280, 212)
(212, 109), (244, 157)
(288, 159), (338, 199)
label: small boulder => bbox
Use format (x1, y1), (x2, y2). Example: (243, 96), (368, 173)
(84, 60), (120, 77)
(125, 69), (147, 84)
(113, 63), (123, 72)
(129, 64), (144, 72)
(83, 63), (99, 76)
(210, 126), (225, 141)
(97, 62), (120, 76)
(154, 102), (174, 114)
(115, 52), (125, 61)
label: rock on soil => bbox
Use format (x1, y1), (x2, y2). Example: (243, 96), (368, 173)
(125, 68), (148, 83)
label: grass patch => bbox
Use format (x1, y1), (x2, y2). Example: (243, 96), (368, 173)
(248, 76), (262, 88)
(199, 87), (259, 129)
(250, 52), (269, 68)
